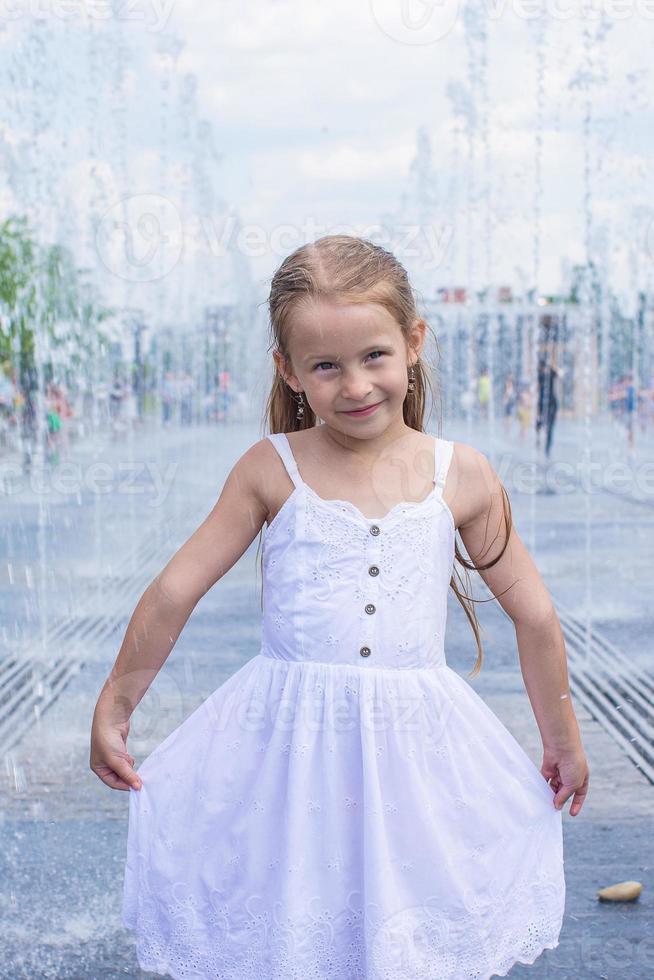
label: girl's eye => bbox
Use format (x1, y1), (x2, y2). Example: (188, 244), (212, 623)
(313, 351), (387, 372)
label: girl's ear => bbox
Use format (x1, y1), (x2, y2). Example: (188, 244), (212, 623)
(273, 350), (299, 392)
(409, 317), (427, 357)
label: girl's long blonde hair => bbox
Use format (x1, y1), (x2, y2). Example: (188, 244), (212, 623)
(257, 234), (514, 677)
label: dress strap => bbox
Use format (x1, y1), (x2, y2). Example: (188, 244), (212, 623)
(434, 437), (454, 494)
(266, 433), (304, 489)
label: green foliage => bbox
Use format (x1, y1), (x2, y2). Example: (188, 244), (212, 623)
(0, 215), (115, 372)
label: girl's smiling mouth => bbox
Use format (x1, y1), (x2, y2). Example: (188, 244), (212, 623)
(340, 401), (384, 417)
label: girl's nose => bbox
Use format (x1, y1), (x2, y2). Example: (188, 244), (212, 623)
(341, 384), (373, 402)
(340, 374), (373, 399)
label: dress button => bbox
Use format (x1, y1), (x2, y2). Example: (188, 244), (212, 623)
(368, 565), (379, 576)
(359, 646), (371, 657)
(369, 525), (381, 536)
(365, 603), (376, 615)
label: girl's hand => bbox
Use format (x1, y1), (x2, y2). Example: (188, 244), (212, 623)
(90, 712), (143, 792)
(540, 743), (589, 816)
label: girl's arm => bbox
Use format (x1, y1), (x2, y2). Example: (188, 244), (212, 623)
(90, 439), (271, 791)
(453, 443), (589, 816)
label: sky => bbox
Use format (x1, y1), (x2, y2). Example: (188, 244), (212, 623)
(1, 0), (653, 333)
(166, 1), (654, 304)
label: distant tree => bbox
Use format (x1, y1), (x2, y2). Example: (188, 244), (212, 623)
(0, 215), (116, 384)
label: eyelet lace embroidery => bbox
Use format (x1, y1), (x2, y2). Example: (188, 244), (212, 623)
(262, 487), (448, 666)
(124, 862), (564, 980)
(260, 449), (455, 670)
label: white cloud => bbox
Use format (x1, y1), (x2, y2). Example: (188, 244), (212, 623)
(297, 142), (415, 181)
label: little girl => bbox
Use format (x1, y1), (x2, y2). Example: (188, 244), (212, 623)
(90, 235), (589, 979)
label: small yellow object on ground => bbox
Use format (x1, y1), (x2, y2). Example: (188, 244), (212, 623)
(597, 881), (643, 902)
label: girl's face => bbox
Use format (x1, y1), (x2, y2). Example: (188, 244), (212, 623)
(274, 299), (425, 432)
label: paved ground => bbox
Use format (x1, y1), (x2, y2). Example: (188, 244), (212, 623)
(0, 415), (652, 978)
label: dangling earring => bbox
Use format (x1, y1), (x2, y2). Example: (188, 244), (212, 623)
(407, 365), (417, 394)
(295, 390), (305, 420)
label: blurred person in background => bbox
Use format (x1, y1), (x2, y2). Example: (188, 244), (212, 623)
(477, 368), (490, 421)
(502, 372), (517, 435)
(535, 355), (560, 458)
(45, 381), (73, 461)
(516, 382), (532, 441)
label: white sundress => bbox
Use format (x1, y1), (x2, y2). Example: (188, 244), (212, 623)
(122, 431), (566, 979)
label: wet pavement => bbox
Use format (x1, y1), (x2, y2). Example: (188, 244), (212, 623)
(0, 416), (652, 978)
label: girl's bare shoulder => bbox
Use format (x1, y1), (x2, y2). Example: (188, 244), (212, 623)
(238, 434), (283, 492)
(448, 440), (503, 529)
(448, 439), (487, 471)
(243, 434), (303, 524)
